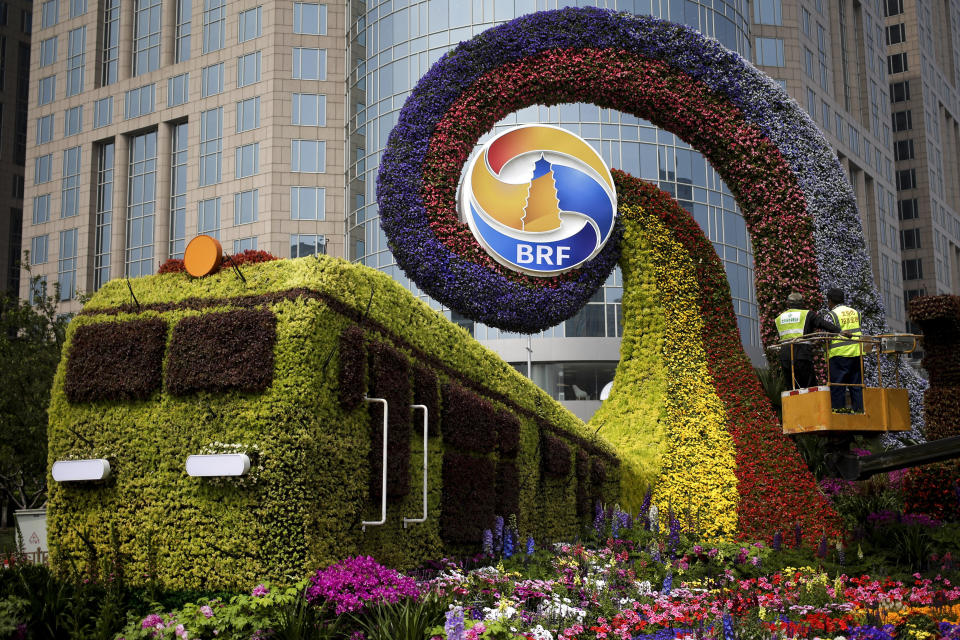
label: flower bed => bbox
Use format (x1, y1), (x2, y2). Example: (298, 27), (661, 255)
(79, 506), (960, 639)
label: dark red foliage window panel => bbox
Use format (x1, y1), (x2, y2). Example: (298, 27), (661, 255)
(541, 431), (572, 478)
(369, 342), (411, 500)
(165, 309), (277, 396)
(413, 364), (440, 437)
(65, 318), (167, 402)
(338, 326), (367, 410)
(441, 452), (495, 544)
(495, 460), (520, 519)
(441, 382), (496, 454)
(496, 409), (520, 458)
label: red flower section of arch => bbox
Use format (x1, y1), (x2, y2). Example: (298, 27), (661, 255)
(615, 174), (841, 542)
(424, 48), (822, 347)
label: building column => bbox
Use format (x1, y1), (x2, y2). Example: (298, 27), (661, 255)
(110, 135), (129, 279)
(118, 0), (133, 81)
(154, 124), (171, 265)
(163, 0), (178, 67)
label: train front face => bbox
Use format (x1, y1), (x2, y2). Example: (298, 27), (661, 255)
(46, 297), (355, 591)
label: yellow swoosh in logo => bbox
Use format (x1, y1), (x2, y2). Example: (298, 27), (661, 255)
(470, 127), (612, 232)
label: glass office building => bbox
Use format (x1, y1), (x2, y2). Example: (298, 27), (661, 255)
(348, 0), (759, 419)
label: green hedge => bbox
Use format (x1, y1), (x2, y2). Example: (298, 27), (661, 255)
(48, 256), (620, 591)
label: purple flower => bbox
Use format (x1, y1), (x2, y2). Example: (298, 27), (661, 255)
(482, 529), (494, 557)
(772, 530), (782, 551)
(251, 584), (269, 597)
(141, 614), (164, 630)
(445, 606), (466, 640)
(526, 535), (535, 555)
(199, 605), (213, 619)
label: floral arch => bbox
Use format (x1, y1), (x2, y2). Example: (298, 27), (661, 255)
(377, 7), (925, 538)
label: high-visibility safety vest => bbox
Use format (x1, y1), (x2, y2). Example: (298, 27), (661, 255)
(828, 305), (862, 358)
(774, 309), (809, 342)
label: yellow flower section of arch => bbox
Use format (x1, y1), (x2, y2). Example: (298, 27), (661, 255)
(590, 204), (739, 537)
(587, 210), (670, 512)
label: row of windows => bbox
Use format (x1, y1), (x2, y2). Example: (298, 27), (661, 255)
(885, 0), (904, 17)
(888, 52), (908, 74)
(901, 227), (921, 250)
(40, 0), (85, 30)
(32, 180), (327, 226)
(754, 37), (784, 67)
(38, 47), (327, 110)
(903, 258), (922, 281)
(31, 229), (327, 300)
(886, 23), (906, 46)
(86, 1), (325, 83)
(891, 80), (910, 103)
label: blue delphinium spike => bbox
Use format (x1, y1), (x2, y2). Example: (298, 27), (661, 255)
(662, 573), (672, 595)
(722, 613), (736, 640)
(503, 528), (514, 558)
(772, 530), (782, 552)
(593, 501), (605, 538)
(482, 529), (493, 557)
(640, 489), (652, 530)
(794, 522), (802, 547)
(526, 535), (534, 555)
(445, 606), (466, 640)
(494, 516), (504, 554)
(817, 536), (828, 558)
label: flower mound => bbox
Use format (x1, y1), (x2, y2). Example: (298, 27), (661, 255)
(305, 555), (420, 614)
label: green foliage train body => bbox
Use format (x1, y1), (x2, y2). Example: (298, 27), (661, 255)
(46, 256), (621, 591)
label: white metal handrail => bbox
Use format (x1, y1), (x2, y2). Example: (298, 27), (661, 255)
(362, 397), (388, 531)
(404, 404), (429, 528)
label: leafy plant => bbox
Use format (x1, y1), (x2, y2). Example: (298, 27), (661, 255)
(349, 593), (448, 640)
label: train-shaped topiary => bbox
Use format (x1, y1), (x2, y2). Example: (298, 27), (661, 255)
(47, 255), (620, 591)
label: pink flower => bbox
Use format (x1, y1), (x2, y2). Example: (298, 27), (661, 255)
(251, 584), (269, 597)
(175, 624), (188, 639)
(199, 605), (214, 619)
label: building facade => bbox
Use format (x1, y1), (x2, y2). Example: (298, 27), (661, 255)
(753, 0), (906, 332)
(21, 0), (347, 310)
(0, 0), (33, 297)
(882, 0), (960, 332)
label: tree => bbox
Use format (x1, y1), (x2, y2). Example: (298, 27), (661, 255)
(0, 271), (67, 516)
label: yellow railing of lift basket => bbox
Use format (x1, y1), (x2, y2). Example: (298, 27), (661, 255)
(770, 332), (921, 434)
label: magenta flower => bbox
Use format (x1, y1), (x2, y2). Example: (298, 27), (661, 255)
(306, 555), (420, 614)
(141, 614), (164, 629)
(251, 584), (269, 597)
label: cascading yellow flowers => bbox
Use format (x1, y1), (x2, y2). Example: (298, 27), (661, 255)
(589, 204), (739, 537)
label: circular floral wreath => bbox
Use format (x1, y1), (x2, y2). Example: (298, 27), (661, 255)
(379, 7), (883, 338)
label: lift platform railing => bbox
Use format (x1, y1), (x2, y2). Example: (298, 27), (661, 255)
(770, 332), (922, 394)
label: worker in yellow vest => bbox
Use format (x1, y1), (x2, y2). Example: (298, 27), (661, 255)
(774, 291), (842, 389)
(826, 288), (864, 412)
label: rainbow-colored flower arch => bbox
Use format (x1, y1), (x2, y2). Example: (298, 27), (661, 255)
(377, 7), (926, 537)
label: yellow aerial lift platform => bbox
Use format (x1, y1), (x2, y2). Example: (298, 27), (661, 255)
(775, 333), (920, 435)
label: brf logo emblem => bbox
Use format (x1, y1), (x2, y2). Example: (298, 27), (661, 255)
(459, 124), (617, 276)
